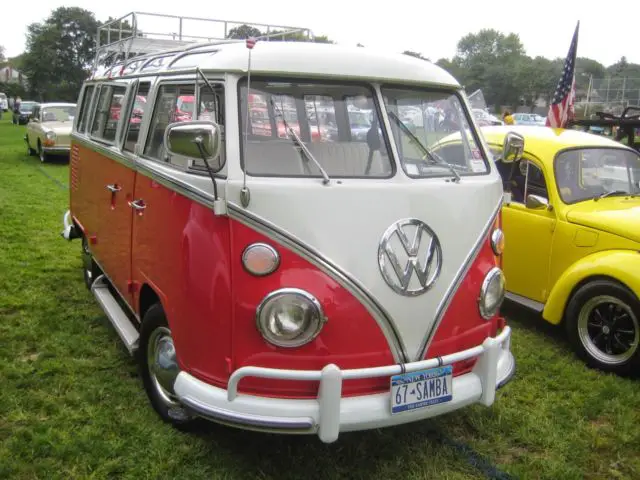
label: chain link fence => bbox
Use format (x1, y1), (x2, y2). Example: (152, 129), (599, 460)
(576, 77), (640, 118)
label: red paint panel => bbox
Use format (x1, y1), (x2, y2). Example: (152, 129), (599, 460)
(69, 142), (101, 247)
(424, 216), (504, 375)
(130, 173), (233, 386)
(227, 221), (395, 399)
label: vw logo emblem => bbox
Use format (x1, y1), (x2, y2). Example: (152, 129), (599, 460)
(378, 219), (442, 296)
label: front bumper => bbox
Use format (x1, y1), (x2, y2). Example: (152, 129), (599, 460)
(173, 326), (515, 443)
(43, 145), (71, 154)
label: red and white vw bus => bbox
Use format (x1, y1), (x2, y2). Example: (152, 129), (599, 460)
(61, 13), (521, 443)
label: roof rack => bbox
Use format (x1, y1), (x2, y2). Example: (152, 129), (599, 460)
(570, 106), (640, 152)
(93, 11), (313, 75)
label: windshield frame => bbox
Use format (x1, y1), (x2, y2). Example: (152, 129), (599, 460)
(379, 83), (492, 179)
(553, 145), (640, 205)
(236, 75), (397, 180)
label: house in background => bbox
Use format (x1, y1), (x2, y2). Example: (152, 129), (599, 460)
(0, 65), (29, 88)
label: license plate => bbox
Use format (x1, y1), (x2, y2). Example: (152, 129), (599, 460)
(390, 365), (453, 414)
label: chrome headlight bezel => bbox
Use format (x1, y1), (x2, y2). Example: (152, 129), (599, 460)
(255, 288), (327, 348)
(478, 267), (506, 320)
(491, 228), (504, 255)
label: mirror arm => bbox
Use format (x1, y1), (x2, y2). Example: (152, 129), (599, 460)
(194, 137), (219, 201)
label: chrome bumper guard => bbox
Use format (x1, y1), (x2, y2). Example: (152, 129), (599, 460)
(175, 326), (514, 443)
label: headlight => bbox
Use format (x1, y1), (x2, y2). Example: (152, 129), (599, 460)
(45, 131), (56, 140)
(256, 288), (327, 347)
(478, 267), (505, 319)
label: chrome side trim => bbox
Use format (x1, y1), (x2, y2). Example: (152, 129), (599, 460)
(416, 198), (502, 360)
(227, 203), (408, 363)
(180, 395), (316, 432)
(504, 291), (545, 312)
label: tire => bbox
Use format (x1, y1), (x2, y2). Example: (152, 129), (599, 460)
(26, 135), (36, 156)
(565, 279), (640, 376)
(137, 303), (197, 428)
(38, 141), (48, 163)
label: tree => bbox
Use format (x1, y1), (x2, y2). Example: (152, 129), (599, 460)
(21, 7), (99, 102)
(0, 45), (5, 64)
(226, 24), (333, 43)
(227, 24), (262, 39)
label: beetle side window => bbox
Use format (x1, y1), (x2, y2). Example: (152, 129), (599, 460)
(509, 160), (548, 203)
(123, 82), (151, 153)
(76, 85), (95, 133)
(90, 84), (127, 144)
(144, 83), (195, 161)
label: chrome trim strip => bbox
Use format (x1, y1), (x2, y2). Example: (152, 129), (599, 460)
(504, 291), (545, 312)
(227, 202), (408, 363)
(180, 395), (316, 431)
(416, 198), (502, 360)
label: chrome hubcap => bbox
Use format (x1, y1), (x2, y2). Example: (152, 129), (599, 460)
(147, 327), (181, 408)
(578, 295), (640, 365)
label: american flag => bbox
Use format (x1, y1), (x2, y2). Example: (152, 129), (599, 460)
(546, 21), (580, 128)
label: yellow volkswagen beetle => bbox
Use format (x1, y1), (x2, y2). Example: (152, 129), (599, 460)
(481, 125), (640, 376)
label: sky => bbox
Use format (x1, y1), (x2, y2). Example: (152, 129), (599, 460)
(3, 0), (639, 68)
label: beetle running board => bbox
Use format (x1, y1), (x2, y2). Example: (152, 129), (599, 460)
(91, 275), (140, 355)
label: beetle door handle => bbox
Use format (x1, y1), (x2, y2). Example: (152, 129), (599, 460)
(128, 199), (146, 210)
(106, 184), (121, 193)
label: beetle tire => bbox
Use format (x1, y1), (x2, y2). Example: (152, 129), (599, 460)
(138, 303), (197, 429)
(565, 279), (640, 376)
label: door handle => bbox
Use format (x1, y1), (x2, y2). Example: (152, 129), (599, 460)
(128, 199), (146, 211)
(106, 184), (121, 193)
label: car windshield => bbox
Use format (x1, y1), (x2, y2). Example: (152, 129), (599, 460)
(380, 87), (489, 177)
(239, 78), (394, 178)
(21, 102), (36, 111)
(555, 147), (640, 203)
(42, 106), (76, 122)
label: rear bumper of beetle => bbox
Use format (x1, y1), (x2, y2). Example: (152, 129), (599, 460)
(173, 326), (515, 443)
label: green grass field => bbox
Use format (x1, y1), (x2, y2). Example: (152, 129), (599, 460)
(0, 114), (639, 479)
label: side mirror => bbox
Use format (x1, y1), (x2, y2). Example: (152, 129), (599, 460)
(526, 194), (550, 210)
(164, 121), (222, 172)
(502, 131), (525, 163)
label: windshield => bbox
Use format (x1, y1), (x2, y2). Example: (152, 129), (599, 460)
(42, 106), (76, 122)
(21, 102), (36, 111)
(381, 87), (489, 178)
(555, 148), (640, 203)
(239, 78), (394, 178)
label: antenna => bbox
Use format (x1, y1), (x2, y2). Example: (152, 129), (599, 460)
(240, 37), (256, 208)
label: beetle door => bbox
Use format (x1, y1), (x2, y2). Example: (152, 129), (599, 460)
(502, 158), (555, 303)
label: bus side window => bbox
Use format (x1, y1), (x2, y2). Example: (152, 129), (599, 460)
(90, 84), (127, 145)
(76, 85), (95, 134)
(123, 82), (151, 153)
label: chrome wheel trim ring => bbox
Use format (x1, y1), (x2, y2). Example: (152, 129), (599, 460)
(146, 326), (181, 408)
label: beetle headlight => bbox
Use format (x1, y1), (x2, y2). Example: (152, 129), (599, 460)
(478, 267), (505, 319)
(256, 288), (326, 347)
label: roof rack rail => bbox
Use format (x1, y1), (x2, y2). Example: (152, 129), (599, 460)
(93, 11), (313, 75)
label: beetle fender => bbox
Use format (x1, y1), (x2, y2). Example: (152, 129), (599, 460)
(543, 249), (640, 324)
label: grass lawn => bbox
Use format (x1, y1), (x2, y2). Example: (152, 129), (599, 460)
(0, 113), (639, 479)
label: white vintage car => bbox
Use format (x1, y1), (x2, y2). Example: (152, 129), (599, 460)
(25, 102), (77, 162)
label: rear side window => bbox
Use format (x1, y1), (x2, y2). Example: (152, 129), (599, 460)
(90, 84), (127, 144)
(76, 85), (95, 133)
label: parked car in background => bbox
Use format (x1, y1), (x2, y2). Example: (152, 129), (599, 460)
(482, 124), (640, 376)
(25, 102), (76, 162)
(512, 113), (546, 126)
(14, 100), (39, 125)
(473, 108), (503, 126)
(0, 92), (8, 111)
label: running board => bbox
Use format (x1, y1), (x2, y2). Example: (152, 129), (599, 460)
(91, 274), (140, 355)
(504, 292), (544, 312)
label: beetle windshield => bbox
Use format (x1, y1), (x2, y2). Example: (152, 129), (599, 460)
(239, 77), (394, 178)
(380, 86), (489, 178)
(555, 147), (640, 203)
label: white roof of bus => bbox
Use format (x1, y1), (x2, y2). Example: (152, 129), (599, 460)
(101, 41), (461, 88)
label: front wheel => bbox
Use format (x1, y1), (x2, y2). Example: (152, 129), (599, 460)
(138, 303), (197, 428)
(565, 279), (640, 376)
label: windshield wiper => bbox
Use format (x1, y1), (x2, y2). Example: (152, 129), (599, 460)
(386, 110), (461, 182)
(594, 190), (630, 201)
(269, 98), (330, 185)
